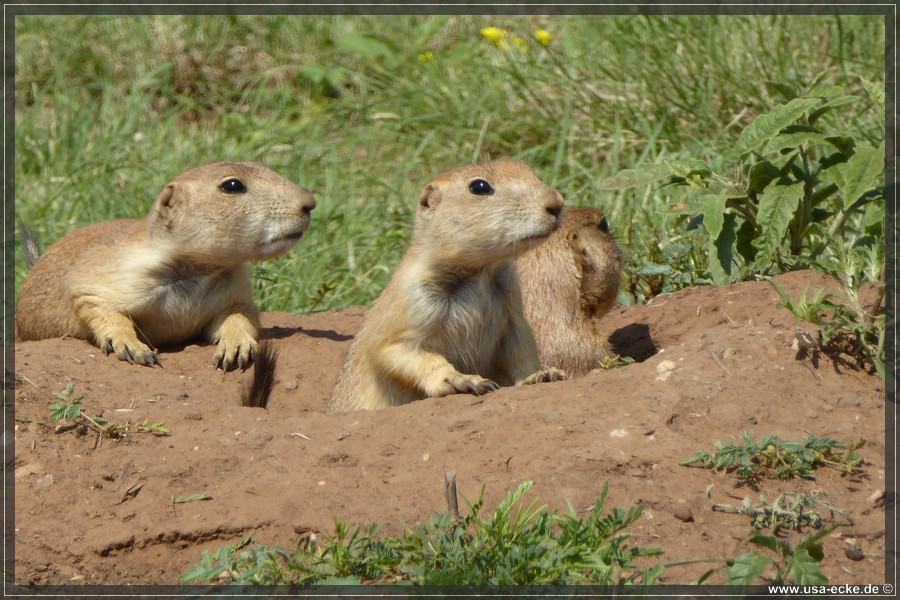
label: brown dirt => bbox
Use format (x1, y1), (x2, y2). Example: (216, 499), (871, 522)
(11, 270), (888, 586)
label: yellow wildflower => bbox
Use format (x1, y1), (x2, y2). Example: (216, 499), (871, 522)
(417, 51), (435, 65)
(512, 36), (528, 51)
(534, 29), (553, 47)
(480, 26), (508, 47)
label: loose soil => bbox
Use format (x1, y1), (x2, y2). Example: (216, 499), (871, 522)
(11, 270), (889, 587)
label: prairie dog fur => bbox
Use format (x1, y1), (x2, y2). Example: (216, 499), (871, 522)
(328, 160), (568, 413)
(516, 207), (623, 376)
(15, 161), (316, 371)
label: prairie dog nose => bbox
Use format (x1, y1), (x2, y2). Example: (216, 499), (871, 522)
(545, 190), (564, 219)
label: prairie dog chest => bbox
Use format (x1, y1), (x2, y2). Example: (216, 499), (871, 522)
(413, 268), (512, 368)
(133, 264), (244, 343)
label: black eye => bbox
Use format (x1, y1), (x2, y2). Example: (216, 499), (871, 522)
(598, 217), (609, 233)
(468, 178), (494, 196)
(220, 178), (247, 194)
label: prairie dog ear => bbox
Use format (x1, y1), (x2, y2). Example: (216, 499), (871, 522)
(417, 184), (441, 218)
(153, 183), (180, 225)
(566, 229), (588, 269)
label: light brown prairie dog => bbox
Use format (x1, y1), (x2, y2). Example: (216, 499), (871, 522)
(516, 207), (623, 377)
(327, 160), (568, 413)
(15, 161), (316, 371)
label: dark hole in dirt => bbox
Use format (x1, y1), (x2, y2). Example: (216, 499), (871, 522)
(609, 322), (656, 362)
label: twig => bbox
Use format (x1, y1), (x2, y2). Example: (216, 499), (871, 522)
(708, 350), (732, 377)
(445, 469), (460, 524)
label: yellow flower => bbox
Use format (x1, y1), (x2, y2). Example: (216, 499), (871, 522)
(417, 51), (435, 65)
(512, 36), (528, 51)
(534, 29), (553, 47)
(480, 26), (508, 46)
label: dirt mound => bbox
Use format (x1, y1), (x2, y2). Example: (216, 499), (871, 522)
(11, 270), (887, 586)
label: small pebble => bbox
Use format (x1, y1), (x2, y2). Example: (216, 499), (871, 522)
(673, 505), (694, 523)
(844, 544), (865, 561)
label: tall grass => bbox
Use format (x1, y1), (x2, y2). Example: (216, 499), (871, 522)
(13, 14), (885, 315)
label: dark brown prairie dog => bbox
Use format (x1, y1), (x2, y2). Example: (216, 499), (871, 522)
(15, 161), (316, 371)
(516, 207), (623, 377)
(327, 160), (568, 413)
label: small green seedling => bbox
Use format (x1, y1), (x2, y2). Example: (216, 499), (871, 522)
(680, 430), (863, 483)
(48, 384), (170, 439)
(705, 485), (853, 535)
(723, 524), (837, 586)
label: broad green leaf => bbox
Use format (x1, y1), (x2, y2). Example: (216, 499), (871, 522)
(825, 135), (855, 154)
(748, 530), (782, 554)
(764, 81), (796, 100)
(334, 32), (396, 61)
(727, 551), (773, 585)
(747, 160), (783, 195)
(762, 125), (827, 155)
(752, 182), (805, 267)
(636, 263), (673, 277)
(808, 95), (860, 125)
(708, 213), (738, 286)
(736, 98), (820, 154)
(664, 158), (712, 179)
(836, 142), (885, 209)
(860, 77), (885, 116)
(806, 84), (844, 98)
(599, 164), (673, 190)
(698, 193), (727, 240)
(735, 218), (758, 263)
(788, 549), (829, 586)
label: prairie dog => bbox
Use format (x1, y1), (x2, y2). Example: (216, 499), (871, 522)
(15, 161), (316, 371)
(516, 207), (623, 376)
(328, 160), (567, 413)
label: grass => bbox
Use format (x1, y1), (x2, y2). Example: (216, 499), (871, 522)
(181, 480), (665, 585)
(13, 14), (886, 320)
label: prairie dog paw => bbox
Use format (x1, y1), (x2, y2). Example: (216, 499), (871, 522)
(518, 368), (567, 385)
(100, 336), (161, 367)
(213, 335), (257, 372)
(433, 373), (500, 397)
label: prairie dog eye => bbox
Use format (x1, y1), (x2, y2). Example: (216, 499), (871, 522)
(220, 178), (247, 194)
(468, 178), (494, 196)
(598, 217), (609, 232)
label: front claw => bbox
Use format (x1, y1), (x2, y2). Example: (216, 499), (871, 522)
(444, 373), (500, 396)
(213, 337), (257, 372)
(518, 367), (568, 385)
(101, 338), (162, 368)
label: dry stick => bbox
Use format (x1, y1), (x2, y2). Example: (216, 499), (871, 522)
(445, 469), (460, 524)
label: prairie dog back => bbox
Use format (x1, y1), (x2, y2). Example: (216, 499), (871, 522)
(517, 207), (623, 377)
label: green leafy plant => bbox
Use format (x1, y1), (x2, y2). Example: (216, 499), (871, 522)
(601, 76), (885, 288)
(723, 525), (837, 586)
(181, 481), (663, 585)
(769, 227), (886, 377)
(48, 384), (170, 439)
(705, 485), (852, 536)
(680, 430), (864, 483)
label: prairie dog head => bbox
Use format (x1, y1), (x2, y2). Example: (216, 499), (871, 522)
(563, 207), (622, 318)
(415, 160), (564, 267)
(150, 161), (316, 265)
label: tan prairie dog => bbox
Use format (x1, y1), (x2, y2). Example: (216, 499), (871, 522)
(328, 160), (568, 413)
(16, 161), (316, 371)
(516, 207), (623, 377)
